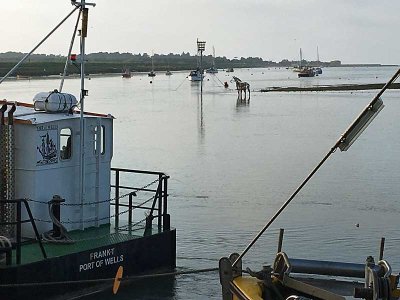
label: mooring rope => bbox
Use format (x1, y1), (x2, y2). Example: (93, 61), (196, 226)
(0, 267), (219, 288)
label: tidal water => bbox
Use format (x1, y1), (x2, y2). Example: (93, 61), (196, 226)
(1, 66), (400, 299)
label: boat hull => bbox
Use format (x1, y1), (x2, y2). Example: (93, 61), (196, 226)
(0, 229), (176, 300)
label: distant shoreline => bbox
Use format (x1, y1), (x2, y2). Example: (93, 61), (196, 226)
(261, 82), (400, 92)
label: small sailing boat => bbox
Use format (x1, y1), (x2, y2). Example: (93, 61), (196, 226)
(188, 40), (205, 82)
(314, 46), (323, 75)
(122, 66), (131, 78)
(148, 53), (156, 77)
(206, 46), (218, 74)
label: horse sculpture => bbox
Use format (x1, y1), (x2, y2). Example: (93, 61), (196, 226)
(232, 76), (250, 100)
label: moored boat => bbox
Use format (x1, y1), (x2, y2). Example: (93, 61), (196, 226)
(298, 67), (315, 77)
(188, 68), (204, 81)
(122, 67), (131, 78)
(218, 68), (400, 300)
(0, 2), (175, 299)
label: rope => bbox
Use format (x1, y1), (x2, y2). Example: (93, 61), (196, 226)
(173, 75), (189, 91)
(0, 267), (219, 288)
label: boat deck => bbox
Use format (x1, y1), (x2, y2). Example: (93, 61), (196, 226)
(13, 222), (161, 265)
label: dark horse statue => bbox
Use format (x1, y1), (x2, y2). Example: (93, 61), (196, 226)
(232, 76), (250, 100)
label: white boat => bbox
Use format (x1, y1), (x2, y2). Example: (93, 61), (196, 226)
(188, 68), (204, 81)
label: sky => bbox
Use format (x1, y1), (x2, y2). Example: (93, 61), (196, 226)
(1, 0), (399, 64)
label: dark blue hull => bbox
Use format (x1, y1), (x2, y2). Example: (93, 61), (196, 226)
(0, 229), (176, 300)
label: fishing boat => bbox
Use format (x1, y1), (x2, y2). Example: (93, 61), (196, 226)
(0, 2), (175, 299)
(206, 46), (218, 74)
(298, 67), (315, 78)
(219, 69), (400, 300)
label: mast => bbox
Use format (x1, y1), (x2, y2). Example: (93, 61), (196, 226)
(317, 46), (320, 62)
(299, 48), (303, 68)
(76, 0), (96, 229)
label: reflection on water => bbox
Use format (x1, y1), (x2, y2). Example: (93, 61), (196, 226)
(1, 67), (400, 300)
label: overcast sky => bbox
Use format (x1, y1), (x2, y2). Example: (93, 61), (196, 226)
(1, 0), (399, 64)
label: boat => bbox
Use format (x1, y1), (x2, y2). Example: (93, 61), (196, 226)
(314, 46), (323, 75)
(0, 2), (175, 300)
(218, 69), (400, 300)
(314, 67), (323, 75)
(165, 70), (172, 76)
(188, 68), (204, 81)
(298, 67), (315, 78)
(122, 67), (131, 78)
(206, 46), (218, 74)
(148, 53), (156, 77)
(226, 68), (234, 73)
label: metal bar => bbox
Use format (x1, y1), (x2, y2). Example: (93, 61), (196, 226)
(115, 170), (120, 227)
(22, 200), (47, 259)
(111, 167), (165, 176)
(111, 204), (157, 211)
(163, 176), (168, 229)
(379, 237), (385, 260)
(109, 185), (157, 193)
(128, 193), (133, 224)
(0, 6), (79, 84)
(277, 228), (284, 253)
(59, 10), (81, 92)
(288, 258), (365, 278)
(16, 200), (21, 265)
(158, 175), (162, 232)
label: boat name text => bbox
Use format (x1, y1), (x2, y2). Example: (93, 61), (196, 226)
(79, 247), (124, 272)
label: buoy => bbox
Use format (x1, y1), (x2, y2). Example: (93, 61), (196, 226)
(113, 266), (124, 294)
(150, 80), (153, 84)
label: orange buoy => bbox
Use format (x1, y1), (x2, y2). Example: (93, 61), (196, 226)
(113, 266), (124, 295)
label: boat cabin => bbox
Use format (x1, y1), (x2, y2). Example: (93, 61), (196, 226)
(0, 91), (113, 238)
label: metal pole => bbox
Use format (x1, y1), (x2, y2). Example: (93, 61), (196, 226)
(277, 228), (284, 253)
(379, 237), (385, 260)
(0, 7), (79, 85)
(232, 67), (400, 268)
(59, 10), (82, 92)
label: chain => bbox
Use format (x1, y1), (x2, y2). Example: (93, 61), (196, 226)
(27, 177), (161, 206)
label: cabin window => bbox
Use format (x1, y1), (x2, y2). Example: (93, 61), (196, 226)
(94, 125), (105, 155)
(60, 128), (72, 160)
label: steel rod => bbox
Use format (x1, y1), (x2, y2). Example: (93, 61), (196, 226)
(232, 67), (400, 267)
(59, 10), (81, 92)
(0, 7), (79, 84)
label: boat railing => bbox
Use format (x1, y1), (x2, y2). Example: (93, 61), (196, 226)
(111, 168), (170, 234)
(0, 198), (47, 265)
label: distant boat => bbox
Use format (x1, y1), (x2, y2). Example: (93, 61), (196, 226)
(315, 46), (323, 75)
(165, 70), (172, 76)
(188, 68), (204, 81)
(206, 46), (218, 74)
(148, 53), (156, 77)
(226, 68), (234, 73)
(122, 67), (131, 78)
(292, 48), (304, 72)
(298, 67), (315, 78)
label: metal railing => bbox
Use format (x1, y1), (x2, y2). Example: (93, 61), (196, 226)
(0, 199), (47, 265)
(111, 168), (170, 234)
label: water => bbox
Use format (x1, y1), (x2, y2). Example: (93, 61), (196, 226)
(2, 67), (400, 299)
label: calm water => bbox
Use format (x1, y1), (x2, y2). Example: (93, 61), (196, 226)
(1, 67), (400, 299)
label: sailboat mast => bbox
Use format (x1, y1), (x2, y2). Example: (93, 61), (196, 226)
(299, 48), (303, 68)
(317, 46), (320, 62)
